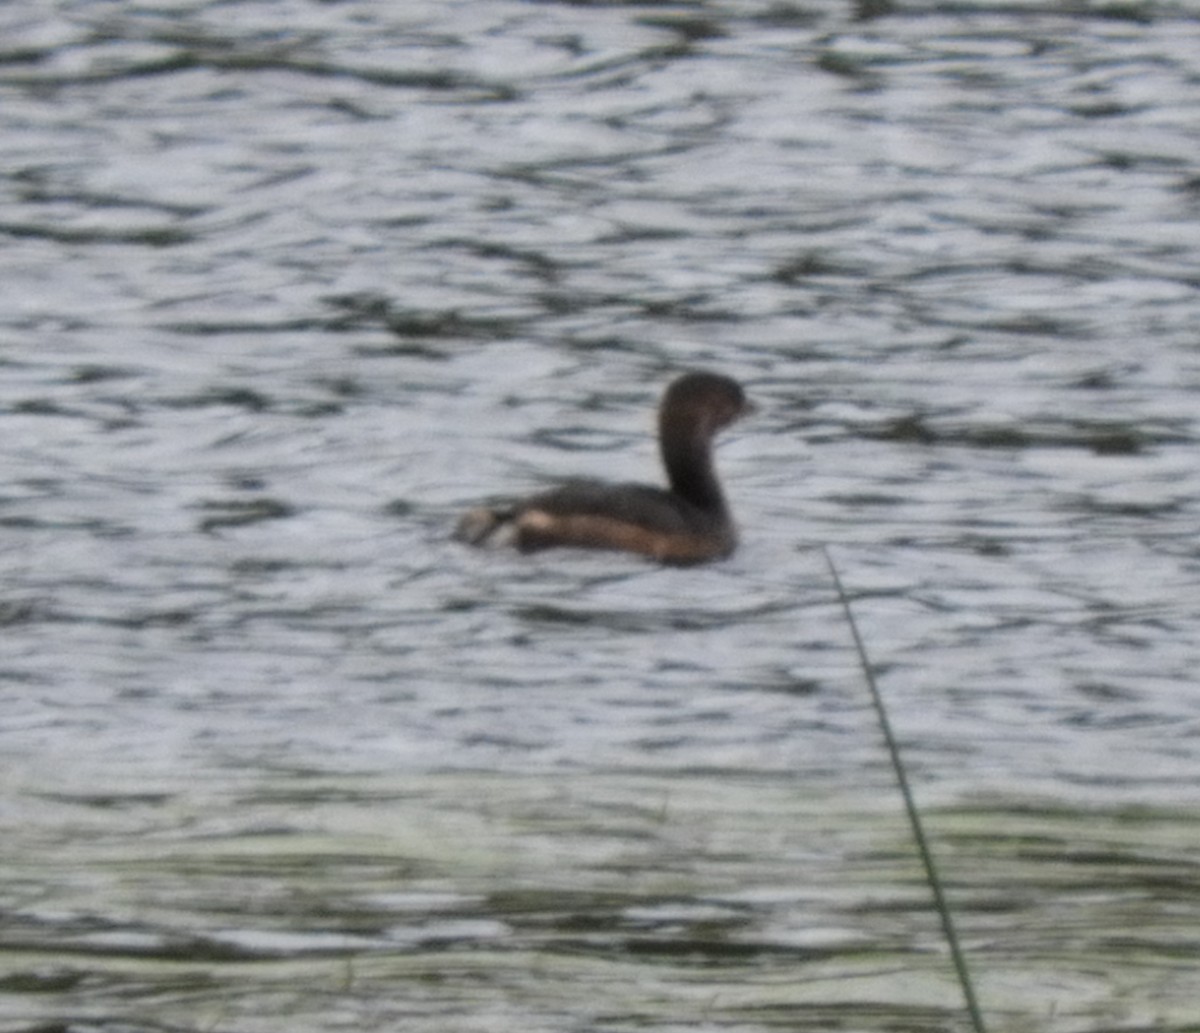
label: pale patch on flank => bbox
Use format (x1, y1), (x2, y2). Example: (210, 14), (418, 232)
(515, 510), (730, 564)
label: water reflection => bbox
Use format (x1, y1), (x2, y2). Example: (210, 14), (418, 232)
(4, 773), (1197, 1030)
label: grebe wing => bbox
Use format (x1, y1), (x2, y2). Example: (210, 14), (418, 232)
(521, 479), (701, 533)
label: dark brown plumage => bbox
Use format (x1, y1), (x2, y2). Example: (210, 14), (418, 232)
(455, 371), (751, 564)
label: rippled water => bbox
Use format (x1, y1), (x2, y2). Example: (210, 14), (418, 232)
(3, 1), (1199, 1030)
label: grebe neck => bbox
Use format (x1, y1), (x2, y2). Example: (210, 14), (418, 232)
(660, 419), (727, 515)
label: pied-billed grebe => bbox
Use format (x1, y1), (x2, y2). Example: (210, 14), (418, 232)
(455, 371), (751, 565)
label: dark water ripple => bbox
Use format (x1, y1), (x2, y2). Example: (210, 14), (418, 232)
(3, 1), (1200, 1029)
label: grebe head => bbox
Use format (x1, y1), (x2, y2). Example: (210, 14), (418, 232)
(659, 371), (752, 438)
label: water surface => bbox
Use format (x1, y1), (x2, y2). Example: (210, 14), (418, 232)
(2, 1), (1199, 1030)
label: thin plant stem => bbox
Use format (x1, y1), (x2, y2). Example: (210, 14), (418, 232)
(823, 546), (988, 1033)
